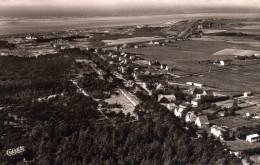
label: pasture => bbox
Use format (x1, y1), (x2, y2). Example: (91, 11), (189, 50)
(210, 116), (259, 130)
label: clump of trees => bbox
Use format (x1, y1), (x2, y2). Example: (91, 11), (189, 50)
(236, 125), (260, 140)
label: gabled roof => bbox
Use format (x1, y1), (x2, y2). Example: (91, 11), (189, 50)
(198, 116), (209, 124)
(203, 90), (214, 95)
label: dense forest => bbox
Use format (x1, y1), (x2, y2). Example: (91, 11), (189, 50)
(0, 50), (241, 164)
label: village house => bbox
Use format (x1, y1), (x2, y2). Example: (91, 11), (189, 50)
(158, 94), (176, 103)
(196, 90), (214, 100)
(154, 41), (160, 46)
(220, 60), (232, 66)
(150, 61), (161, 70)
(160, 64), (169, 71)
(250, 155), (260, 164)
(160, 103), (178, 111)
(185, 111), (197, 123)
(191, 100), (199, 107)
(246, 134), (260, 143)
(187, 86), (200, 95)
(193, 82), (204, 88)
(202, 90), (214, 96)
(111, 54), (118, 58)
(174, 106), (186, 118)
(254, 53), (260, 58)
(118, 57), (129, 64)
(195, 116), (209, 128)
(210, 125), (229, 140)
(134, 60), (152, 66)
(129, 55), (136, 60)
(118, 66), (128, 74)
(244, 91), (252, 97)
(125, 80), (135, 88)
(186, 82), (194, 86)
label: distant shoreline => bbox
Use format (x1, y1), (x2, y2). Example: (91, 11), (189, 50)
(0, 12), (260, 37)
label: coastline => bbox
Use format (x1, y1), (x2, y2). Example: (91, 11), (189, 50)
(0, 12), (260, 37)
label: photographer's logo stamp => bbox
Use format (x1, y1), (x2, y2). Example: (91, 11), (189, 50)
(6, 146), (25, 156)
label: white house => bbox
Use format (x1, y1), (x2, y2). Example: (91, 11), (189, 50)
(244, 91), (252, 97)
(185, 111), (197, 123)
(174, 106), (186, 118)
(195, 116), (209, 128)
(246, 134), (259, 143)
(193, 83), (204, 88)
(186, 82), (193, 86)
(191, 100), (199, 107)
(220, 60), (232, 66)
(111, 55), (118, 58)
(211, 125), (229, 140)
(154, 41), (160, 46)
(196, 94), (203, 100)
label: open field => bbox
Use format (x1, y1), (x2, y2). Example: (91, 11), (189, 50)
(237, 95), (260, 105)
(123, 40), (260, 73)
(105, 90), (135, 115)
(227, 139), (260, 151)
(227, 40), (260, 47)
(202, 29), (227, 34)
(178, 63), (260, 96)
(214, 99), (234, 109)
(122, 35), (260, 96)
(236, 105), (260, 116)
(233, 25), (260, 30)
(210, 116), (260, 130)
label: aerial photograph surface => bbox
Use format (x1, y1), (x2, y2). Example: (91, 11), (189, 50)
(1, 0), (260, 164)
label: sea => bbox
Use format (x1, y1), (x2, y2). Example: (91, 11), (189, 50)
(0, 13), (260, 36)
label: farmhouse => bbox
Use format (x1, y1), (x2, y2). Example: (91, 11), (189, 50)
(185, 111), (197, 123)
(246, 134), (259, 143)
(195, 116), (209, 128)
(210, 125), (229, 140)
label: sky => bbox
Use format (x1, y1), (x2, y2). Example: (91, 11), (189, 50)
(0, 0), (259, 8)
